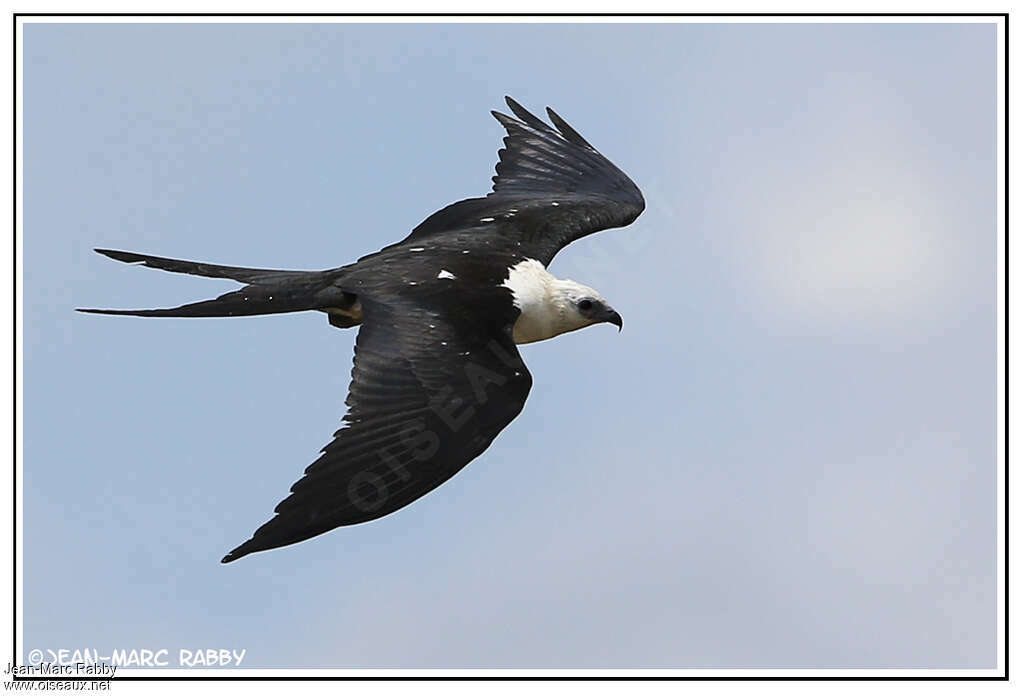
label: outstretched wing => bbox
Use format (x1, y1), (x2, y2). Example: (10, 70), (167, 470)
(222, 294), (531, 562)
(404, 97), (645, 266)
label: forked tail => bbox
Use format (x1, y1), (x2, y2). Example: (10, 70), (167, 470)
(77, 249), (341, 318)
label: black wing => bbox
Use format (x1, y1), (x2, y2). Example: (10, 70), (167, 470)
(222, 294), (531, 562)
(404, 97), (645, 266)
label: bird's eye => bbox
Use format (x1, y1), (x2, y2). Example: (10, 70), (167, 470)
(577, 299), (594, 312)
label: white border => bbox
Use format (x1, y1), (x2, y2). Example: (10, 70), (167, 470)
(8, 11), (1008, 682)
(995, 7), (1008, 683)
(12, 11), (24, 685)
(12, 15), (1007, 24)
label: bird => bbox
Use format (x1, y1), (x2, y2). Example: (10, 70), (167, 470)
(79, 97), (645, 563)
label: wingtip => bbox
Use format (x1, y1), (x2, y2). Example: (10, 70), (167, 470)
(221, 539), (255, 563)
(94, 248), (144, 264)
(545, 106), (592, 148)
(495, 95), (522, 116)
(503, 97), (551, 131)
(496, 98), (558, 134)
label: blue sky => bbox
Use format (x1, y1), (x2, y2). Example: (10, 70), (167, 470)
(23, 21), (997, 669)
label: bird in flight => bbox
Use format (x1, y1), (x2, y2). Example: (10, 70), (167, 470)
(80, 97), (645, 563)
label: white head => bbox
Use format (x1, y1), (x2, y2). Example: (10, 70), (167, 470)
(503, 260), (622, 345)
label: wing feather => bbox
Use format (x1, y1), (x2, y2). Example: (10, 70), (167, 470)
(222, 295), (531, 562)
(404, 97), (645, 265)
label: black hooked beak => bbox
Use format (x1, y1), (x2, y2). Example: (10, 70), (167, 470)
(604, 308), (623, 332)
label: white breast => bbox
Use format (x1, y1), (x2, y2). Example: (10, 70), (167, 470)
(502, 259), (563, 344)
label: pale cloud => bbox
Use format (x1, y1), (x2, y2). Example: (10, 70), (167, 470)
(716, 77), (969, 335)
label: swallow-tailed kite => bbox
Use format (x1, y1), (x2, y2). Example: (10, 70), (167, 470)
(80, 98), (645, 562)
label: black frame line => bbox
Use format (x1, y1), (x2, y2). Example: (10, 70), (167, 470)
(10, 11), (1010, 683)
